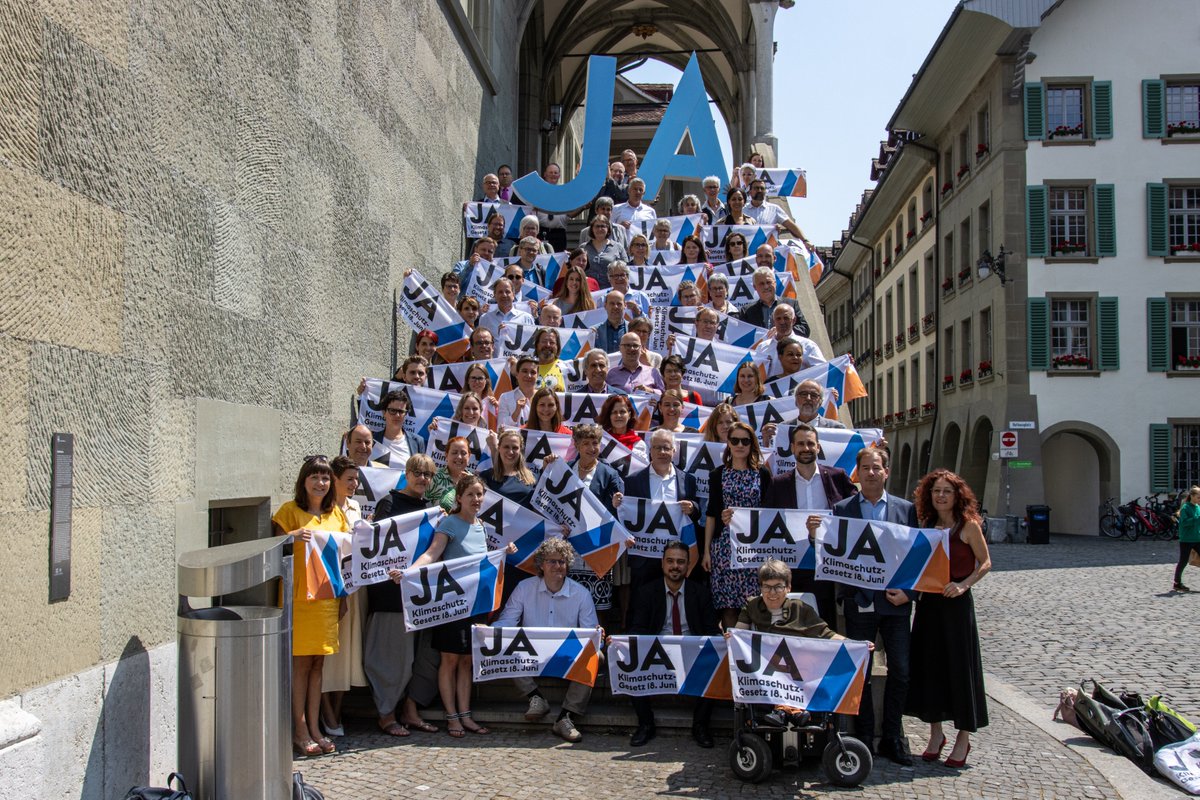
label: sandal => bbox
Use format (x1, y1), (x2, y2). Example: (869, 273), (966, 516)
(317, 736), (336, 755)
(403, 719), (438, 733)
(446, 712), (466, 739)
(293, 739), (322, 758)
(379, 721), (410, 738)
(459, 710), (491, 735)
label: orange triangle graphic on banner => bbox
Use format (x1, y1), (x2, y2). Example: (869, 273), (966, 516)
(583, 543), (621, 579)
(565, 638), (600, 686)
(913, 540), (950, 593)
(834, 659), (868, 715)
(703, 654), (734, 700)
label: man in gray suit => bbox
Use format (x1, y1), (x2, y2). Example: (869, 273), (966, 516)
(830, 445), (918, 766)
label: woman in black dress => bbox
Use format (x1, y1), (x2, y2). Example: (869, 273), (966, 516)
(906, 469), (993, 768)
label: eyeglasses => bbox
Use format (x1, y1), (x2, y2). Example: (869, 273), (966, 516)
(796, 390), (821, 399)
(728, 436), (753, 446)
(761, 583), (789, 594)
(409, 470), (436, 480)
(543, 558), (568, 567)
(385, 407), (407, 415)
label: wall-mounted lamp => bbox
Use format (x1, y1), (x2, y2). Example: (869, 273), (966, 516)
(977, 245), (1011, 285)
(541, 104), (564, 133)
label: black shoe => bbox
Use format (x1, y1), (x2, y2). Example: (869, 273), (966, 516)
(788, 710), (811, 727)
(691, 724), (714, 748)
(763, 710), (789, 728)
(1174, 583), (1192, 593)
(878, 737), (913, 766)
(630, 725), (656, 747)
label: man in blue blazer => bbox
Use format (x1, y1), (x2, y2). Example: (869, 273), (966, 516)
(830, 446), (918, 766)
(616, 430), (704, 593)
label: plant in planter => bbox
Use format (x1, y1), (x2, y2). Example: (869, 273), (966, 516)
(922, 313), (935, 331)
(976, 142), (989, 159)
(1175, 354), (1200, 369)
(956, 164), (970, 179)
(920, 210), (933, 225)
(1047, 123), (1084, 139)
(906, 229), (916, 241)
(882, 257), (891, 269)
(942, 374), (955, 389)
(922, 401), (936, 415)
(874, 348), (882, 361)
(959, 368), (973, 384)
(1169, 242), (1200, 254)
(908, 323), (918, 339)
(1052, 353), (1091, 369)
(977, 360), (992, 377)
(941, 181), (953, 197)
(1052, 239), (1087, 256)
(884, 342), (894, 357)
(908, 406), (919, 419)
(883, 413), (894, 426)
(1167, 121), (1200, 136)
(941, 277), (953, 291)
(958, 267), (971, 283)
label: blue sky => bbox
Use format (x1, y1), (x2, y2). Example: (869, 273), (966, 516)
(626, 0), (959, 247)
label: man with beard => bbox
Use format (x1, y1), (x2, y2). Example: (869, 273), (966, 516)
(763, 423), (857, 628)
(745, 178), (805, 241)
(624, 540), (720, 748)
(530, 327), (565, 392)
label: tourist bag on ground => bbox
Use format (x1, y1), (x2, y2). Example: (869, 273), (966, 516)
(1053, 686), (1080, 728)
(1073, 681), (1155, 770)
(1154, 732), (1200, 795)
(293, 771), (325, 800)
(122, 772), (191, 800)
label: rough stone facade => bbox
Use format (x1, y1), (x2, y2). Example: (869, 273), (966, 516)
(0, 0), (519, 791)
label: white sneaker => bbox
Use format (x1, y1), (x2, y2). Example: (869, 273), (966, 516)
(552, 714), (583, 743)
(525, 694), (550, 720)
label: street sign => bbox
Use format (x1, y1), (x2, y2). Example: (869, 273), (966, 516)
(999, 430), (1018, 458)
(1009, 421), (1036, 430)
(1009, 460), (1033, 469)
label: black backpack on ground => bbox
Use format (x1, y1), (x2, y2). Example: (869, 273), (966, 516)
(122, 773), (191, 800)
(293, 771), (325, 800)
(1073, 680), (1155, 772)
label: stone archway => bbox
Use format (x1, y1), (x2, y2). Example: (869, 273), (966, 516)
(940, 423), (961, 472)
(894, 442), (913, 499)
(1041, 422), (1121, 535)
(961, 416), (993, 509)
(918, 438), (932, 478)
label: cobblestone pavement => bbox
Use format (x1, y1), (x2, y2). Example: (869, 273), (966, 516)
(298, 535), (1196, 799)
(298, 703), (1112, 800)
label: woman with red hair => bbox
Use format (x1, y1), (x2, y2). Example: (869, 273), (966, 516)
(905, 469), (992, 769)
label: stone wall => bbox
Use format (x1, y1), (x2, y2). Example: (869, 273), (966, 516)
(0, 0), (519, 788)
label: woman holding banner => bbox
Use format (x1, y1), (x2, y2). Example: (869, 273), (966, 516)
(271, 455), (349, 757)
(729, 362), (770, 407)
(679, 235), (708, 266)
(583, 216), (627, 289)
(407, 474), (498, 738)
(426, 437), (474, 513)
(720, 189), (753, 226)
(626, 234), (653, 268)
(703, 403), (741, 445)
(462, 365), (500, 428)
(524, 387), (572, 435)
(703, 422), (773, 628)
(724, 232), (750, 264)
(651, 219), (681, 252)
(655, 389), (699, 435)
(547, 265), (597, 316)
(906, 469), (992, 768)
(319, 457), (367, 739)
(707, 274), (735, 316)
(660, 356), (703, 407)
(598, 395), (648, 462)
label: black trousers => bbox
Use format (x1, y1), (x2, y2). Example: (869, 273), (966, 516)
(789, 568), (838, 630)
(632, 695), (714, 728)
(1175, 541), (1200, 584)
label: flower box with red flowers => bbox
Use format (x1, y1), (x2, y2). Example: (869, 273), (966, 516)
(907, 229), (916, 241)
(874, 348), (882, 361)
(958, 267), (971, 282)
(956, 164), (970, 179)
(873, 267), (881, 278)
(921, 401), (936, 414)
(1175, 354), (1200, 370)
(894, 244), (902, 255)
(977, 360), (992, 377)
(922, 313), (935, 332)
(884, 342), (894, 357)
(883, 413), (895, 426)
(1048, 124), (1084, 139)
(908, 323), (918, 339)
(882, 257), (891, 269)
(959, 369), (974, 384)
(942, 374), (955, 389)
(941, 181), (953, 196)
(1052, 353), (1091, 369)
(1052, 239), (1087, 256)
(941, 278), (953, 291)
(1167, 121), (1200, 136)
(1169, 242), (1200, 255)
(908, 406), (919, 420)
(920, 210), (933, 224)
(976, 142), (989, 159)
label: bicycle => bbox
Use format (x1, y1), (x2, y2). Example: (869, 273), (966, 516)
(1123, 497), (1175, 541)
(1099, 497), (1138, 540)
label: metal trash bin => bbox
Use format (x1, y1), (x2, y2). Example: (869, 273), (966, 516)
(178, 537), (292, 800)
(1026, 505), (1051, 544)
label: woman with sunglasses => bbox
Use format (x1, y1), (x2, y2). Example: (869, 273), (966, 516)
(272, 455), (349, 757)
(319, 457), (368, 740)
(703, 422), (772, 629)
(366, 454), (442, 738)
(724, 232), (749, 264)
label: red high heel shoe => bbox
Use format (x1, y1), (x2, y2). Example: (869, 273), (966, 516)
(944, 744), (971, 768)
(920, 733), (947, 762)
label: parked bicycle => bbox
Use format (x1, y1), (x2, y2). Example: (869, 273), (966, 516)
(1099, 496), (1178, 541)
(1099, 497), (1137, 540)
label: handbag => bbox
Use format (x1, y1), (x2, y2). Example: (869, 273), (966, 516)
(123, 773), (191, 800)
(1154, 732), (1200, 795)
(1189, 549), (1200, 567)
(293, 771), (325, 800)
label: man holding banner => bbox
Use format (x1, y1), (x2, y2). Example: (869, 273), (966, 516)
(626, 540), (720, 748)
(831, 447), (918, 766)
(493, 538), (599, 743)
(764, 423), (857, 627)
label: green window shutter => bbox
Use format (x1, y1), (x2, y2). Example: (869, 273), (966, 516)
(1142, 79), (1166, 138)
(1147, 183), (1169, 256)
(1091, 81), (1113, 139)
(1024, 82), (1045, 141)
(1149, 424), (1172, 492)
(1096, 297), (1119, 370)
(1026, 185), (1049, 257)
(1027, 298), (1050, 371)
(1147, 297), (1169, 371)
(1094, 184), (1116, 257)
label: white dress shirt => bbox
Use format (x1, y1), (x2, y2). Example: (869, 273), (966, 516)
(745, 201), (792, 227)
(495, 576), (598, 628)
(498, 387), (533, 426)
(611, 201), (658, 230)
(659, 582), (692, 636)
(478, 306), (535, 340)
(794, 468), (830, 510)
(648, 465), (680, 503)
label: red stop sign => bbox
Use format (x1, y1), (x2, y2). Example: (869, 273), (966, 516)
(1001, 431), (1017, 448)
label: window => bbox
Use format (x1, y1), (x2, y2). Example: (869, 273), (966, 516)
(959, 219), (972, 278)
(1171, 298), (1200, 366)
(1169, 186), (1200, 254)
(922, 180), (934, 221)
(924, 252), (935, 315)
(925, 347), (937, 400)
(980, 307), (993, 364)
(942, 151), (953, 195)
(976, 105), (990, 157)
(960, 318), (973, 376)
(911, 355), (921, 409)
(978, 201), (991, 256)
(943, 325), (955, 385)
(896, 280), (905, 336)
(1047, 85), (1085, 139)
(909, 266), (920, 323)
(1051, 299), (1091, 367)
(886, 370), (894, 417)
(1049, 188), (1088, 254)
(1166, 83), (1200, 134)
(943, 232), (954, 284)
(885, 290), (894, 343)
(1028, 183), (1116, 258)
(898, 364), (906, 414)
(957, 127), (970, 177)
(907, 199), (918, 239)
(884, 232), (893, 268)
(1175, 425), (1200, 490)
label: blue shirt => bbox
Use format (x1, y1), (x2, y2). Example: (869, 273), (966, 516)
(859, 491), (889, 522)
(593, 319), (628, 353)
(437, 515), (487, 562)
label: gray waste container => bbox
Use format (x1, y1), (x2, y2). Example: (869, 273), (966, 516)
(178, 537), (292, 800)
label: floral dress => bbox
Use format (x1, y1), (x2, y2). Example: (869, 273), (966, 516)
(709, 466), (765, 610)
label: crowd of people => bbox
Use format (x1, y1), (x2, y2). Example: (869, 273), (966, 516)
(271, 153), (994, 772)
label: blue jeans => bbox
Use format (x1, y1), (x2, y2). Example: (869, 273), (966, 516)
(843, 604), (911, 743)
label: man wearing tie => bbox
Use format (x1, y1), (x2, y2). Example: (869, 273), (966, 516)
(625, 540), (720, 748)
(830, 446), (918, 766)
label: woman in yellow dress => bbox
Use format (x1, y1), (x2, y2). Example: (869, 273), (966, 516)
(272, 455), (348, 757)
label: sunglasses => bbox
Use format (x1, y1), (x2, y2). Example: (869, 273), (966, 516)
(728, 436), (753, 446)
